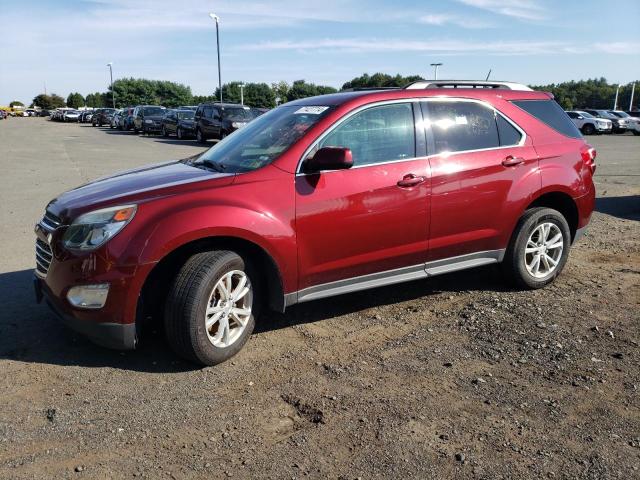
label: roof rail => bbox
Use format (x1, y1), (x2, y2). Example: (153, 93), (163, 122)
(342, 87), (402, 92)
(405, 80), (533, 91)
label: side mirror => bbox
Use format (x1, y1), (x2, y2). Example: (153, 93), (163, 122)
(304, 147), (353, 173)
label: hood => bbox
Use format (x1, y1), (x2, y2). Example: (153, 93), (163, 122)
(47, 160), (233, 221)
(179, 119), (195, 126)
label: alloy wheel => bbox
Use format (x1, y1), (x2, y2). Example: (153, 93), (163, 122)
(524, 222), (564, 278)
(204, 270), (253, 348)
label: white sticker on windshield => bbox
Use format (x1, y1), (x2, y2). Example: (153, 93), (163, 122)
(455, 116), (468, 125)
(294, 106), (329, 114)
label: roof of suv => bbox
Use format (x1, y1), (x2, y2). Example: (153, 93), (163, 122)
(288, 84), (551, 107)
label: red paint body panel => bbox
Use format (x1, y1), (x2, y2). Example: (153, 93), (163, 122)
(36, 87), (595, 340)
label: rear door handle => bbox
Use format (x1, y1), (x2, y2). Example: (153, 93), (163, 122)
(502, 155), (526, 167)
(397, 174), (426, 188)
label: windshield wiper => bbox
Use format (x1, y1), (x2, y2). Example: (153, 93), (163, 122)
(198, 159), (227, 173)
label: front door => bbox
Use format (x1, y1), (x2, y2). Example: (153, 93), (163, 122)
(295, 101), (430, 293)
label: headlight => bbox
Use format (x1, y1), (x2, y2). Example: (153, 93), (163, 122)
(231, 122), (246, 129)
(62, 205), (137, 251)
(145, 119), (153, 124)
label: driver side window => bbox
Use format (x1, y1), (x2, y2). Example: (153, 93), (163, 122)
(318, 103), (415, 167)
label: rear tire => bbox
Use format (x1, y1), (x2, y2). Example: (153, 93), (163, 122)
(196, 128), (206, 143)
(581, 123), (595, 135)
(502, 207), (571, 289)
(164, 251), (259, 366)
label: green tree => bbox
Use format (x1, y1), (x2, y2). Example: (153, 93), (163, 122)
(108, 78), (192, 107)
(31, 94), (65, 109)
(529, 78), (640, 110)
(286, 80), (337, 101)
(213, 82), (277, 108)
(85, 92), (107, 108)
(66, 92), (85, 109)
(342, 73), (424, 90)
(9, 100), (24, 108)
(271, 81), (290, 104)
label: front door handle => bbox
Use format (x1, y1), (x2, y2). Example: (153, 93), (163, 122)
(397, 174), (426, 188)
(502, 155), (525, 167)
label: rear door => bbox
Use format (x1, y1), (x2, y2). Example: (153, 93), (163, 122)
(295, 101), (430, 294)
(422, 99), (539, 261)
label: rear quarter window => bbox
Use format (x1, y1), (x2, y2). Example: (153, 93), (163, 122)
(511, 100), (581, 139)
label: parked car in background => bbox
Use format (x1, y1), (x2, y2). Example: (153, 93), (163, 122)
(194, 103), (254, 142)
(34, 80), (596, 366)
(39, 110), (51, 118)
(608, 110), (640, 135)
(118, 107), (135, 130)
(63, 110), (81, 122)
(178, 105), (198, 111)
(92, 108), (116, 126)
(79, 110), (94, 123)
(625, 110), (640, 118)
(566, 110), (612, 135)
(583, 109), (628, 133)
(110, 110), (123, 129)
(161, 109), (196, 139)
(133, 105), (166, 135)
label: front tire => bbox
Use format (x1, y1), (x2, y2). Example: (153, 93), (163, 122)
(177, 127), (183, 140)
(164, 251), (258, 366)
(581, 123), (595, 135)
(503, 207), (571, 289)
(196, 128), (206, 143)
(162, 125), (168, 137)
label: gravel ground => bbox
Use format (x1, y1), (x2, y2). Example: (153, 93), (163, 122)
(0, 118), (638, 479)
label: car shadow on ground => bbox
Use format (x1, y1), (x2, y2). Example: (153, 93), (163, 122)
(152, 138), (211, 147)
(0, 265), (507, 372)
(595, 194), (639, 221)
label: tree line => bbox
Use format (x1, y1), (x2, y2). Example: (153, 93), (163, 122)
(28, 75), (639, 111)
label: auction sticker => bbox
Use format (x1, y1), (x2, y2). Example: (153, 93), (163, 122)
(294, 106), (329, 114)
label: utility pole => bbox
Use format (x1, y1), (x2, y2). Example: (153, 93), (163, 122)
(239, 83), (245, 105)
(209, 13), (222, 103)
(106, 62), (115, 108)
(613, 84), (620, 110)
(430, 63), (443, 80)
(630, 83), (636, 111)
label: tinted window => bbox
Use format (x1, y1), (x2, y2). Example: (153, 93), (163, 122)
(203, 106), (213, 119)
(566, 112), (578, 118)
(143, 107), (164, 116)
(496, 115), (522, 146)
(318, 103), (415, 166)
(223, 107), (253, 121)
(512, 100), (581, 138)
(426, 101), (499, 154)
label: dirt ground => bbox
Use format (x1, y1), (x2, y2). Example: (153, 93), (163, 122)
(0, 118), (638, 479)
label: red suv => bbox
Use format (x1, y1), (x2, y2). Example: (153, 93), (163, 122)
(34, 80), (596, 366)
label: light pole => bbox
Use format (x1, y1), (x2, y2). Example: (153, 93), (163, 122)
(629, 83), (636, 111)
(239, 83), (246, 105)
(613, 84), (620, 110)
(209, 13), (222, 104)
(106, 62), (115, 108)
(430, 62), (443, 80)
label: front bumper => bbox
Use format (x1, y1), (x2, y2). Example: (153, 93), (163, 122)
(142, 123), (162, 132)
(34, 275), (137, 349)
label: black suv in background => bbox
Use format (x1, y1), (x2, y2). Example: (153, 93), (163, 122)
(133, 105), (166, 134)
(193, 103), (255, 142)
(92, 108), (116, 126)
(161, 109), (196, 139)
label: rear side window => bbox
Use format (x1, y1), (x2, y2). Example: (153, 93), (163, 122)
(425, 101), (499, 154)
(319, 103), (415, 166)
(512, 100), (581, 138)
(496, 115), (522, 146)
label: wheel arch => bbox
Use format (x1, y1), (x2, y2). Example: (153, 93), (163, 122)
(525, 190), (579, 241)
(138, 235), (286, 326)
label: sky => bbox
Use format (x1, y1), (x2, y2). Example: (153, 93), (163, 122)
(1, 0), (639, 105)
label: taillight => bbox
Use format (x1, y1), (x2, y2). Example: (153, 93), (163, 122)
(581, 145), (596, 174)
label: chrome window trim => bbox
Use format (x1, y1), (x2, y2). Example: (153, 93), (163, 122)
(285, 249), (505, 306)
(296, 98), (419, 175)
(295, 97), (527, 176)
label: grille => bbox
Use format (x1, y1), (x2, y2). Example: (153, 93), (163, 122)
(35, 238), (53, 278)
(40, 211), (62, 231)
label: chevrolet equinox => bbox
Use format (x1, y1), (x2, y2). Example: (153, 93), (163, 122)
(34, 81), (596, 366)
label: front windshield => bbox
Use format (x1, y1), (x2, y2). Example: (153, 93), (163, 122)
(193, 105), (332, 173)
(224, 107), (254, 121)
(177, 111), (195, 120)
(578, 111), (594, 118)
(144, 107), (164, 116)
(597, 111), (616, 119)
(611, 111), (629, 118)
